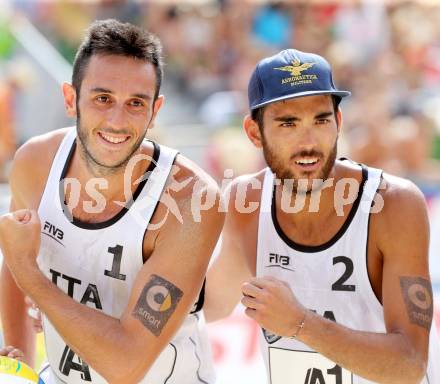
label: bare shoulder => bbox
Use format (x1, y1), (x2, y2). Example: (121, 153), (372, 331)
(371, 172), (429, 256)
(377, 172), (427, 222)
(227, 169), (266, 220)
(147, 153), (224, 235)
(169, 153), (221, 208)
(10, 127), (70, 207)
(221, 169), (265, 246)
(143, 152), (224, 261)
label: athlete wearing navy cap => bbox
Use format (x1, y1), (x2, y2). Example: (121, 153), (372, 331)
(205, 49), (440, 383)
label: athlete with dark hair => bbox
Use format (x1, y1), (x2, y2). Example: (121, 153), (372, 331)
(205, 49), (440, 384)
(0, 19), (223, 384)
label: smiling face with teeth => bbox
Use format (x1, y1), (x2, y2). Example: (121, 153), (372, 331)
(245, 95), (341, 193)
(63, 54), (163, 175)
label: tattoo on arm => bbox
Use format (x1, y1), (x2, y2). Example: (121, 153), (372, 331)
(132, 274), (183, 336)
(400, 276), (433, 330)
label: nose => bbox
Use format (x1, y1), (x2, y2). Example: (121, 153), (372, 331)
(106, 105), (128, 130)
(296, 126), (319, 152)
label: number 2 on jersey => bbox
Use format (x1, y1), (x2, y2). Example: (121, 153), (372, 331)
(332, 256), (355, 292)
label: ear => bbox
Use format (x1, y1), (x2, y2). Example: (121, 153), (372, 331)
(62, 82), (77, 118)
(243, 114), (263, 149)
(336, 108), (343, 135)
(148, 95), (165, 129)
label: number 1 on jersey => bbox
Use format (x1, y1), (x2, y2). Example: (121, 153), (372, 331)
(104, 245), (126, 281)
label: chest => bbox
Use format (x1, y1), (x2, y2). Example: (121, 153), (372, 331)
(254, 209), (384, 318)
(37, 208), (146, 317)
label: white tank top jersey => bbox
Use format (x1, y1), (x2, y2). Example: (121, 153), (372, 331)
(256, 164), (440, 384)
(36, 128), (214, 384)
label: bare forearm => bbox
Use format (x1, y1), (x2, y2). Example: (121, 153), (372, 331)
(205, 246), (252, 323)
(298, 311), (426, 384)
(0, 264), (35, 366)
(21, 270), (144, 383)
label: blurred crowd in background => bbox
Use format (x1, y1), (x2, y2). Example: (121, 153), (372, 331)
(0, 1), (440, 378)
(1, 0), (440, 191)
(0, 0), (439, 191)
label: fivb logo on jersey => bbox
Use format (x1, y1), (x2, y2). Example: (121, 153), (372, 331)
(266, 252), (294, 272)
(42, 221), (65, 247)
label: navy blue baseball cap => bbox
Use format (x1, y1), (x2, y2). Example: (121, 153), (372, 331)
(248, 49), (350, 110)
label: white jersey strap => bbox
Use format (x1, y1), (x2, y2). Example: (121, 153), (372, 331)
(362, 166), (383, 204)
(260, 167), (274, 215)
(129, 143), (178, 225)
(39, 127), (76, 206)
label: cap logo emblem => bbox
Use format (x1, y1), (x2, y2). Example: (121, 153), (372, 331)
(274, 59), (317, 86)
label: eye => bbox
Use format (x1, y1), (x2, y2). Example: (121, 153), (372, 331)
(129, 99), (146, 108)
(316, 118), (330, 124)
(280, 121), (295, 127)
(95, 95), (111, 104)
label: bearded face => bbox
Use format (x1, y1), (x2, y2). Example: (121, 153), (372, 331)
(261, 134), (337, 194)
(256, 95), (340, 194)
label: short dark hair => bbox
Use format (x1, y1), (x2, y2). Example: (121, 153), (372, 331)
(72, 19), (163, 100)
(251, 95), (342, 131)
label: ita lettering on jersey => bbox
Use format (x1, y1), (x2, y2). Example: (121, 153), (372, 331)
(36, 128), (216, 384)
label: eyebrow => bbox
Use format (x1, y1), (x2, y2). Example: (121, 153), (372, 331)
(315, 111), (334, 119)
(273, 111), (334, 122)
(273, 115), (300, 122)
(90, 87), (152, 101)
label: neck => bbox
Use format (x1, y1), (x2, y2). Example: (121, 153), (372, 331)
(275, 166), (339, 225)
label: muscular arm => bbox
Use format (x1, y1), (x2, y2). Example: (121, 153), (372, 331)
(0, 192), (38, 367)
(0, 238), (36, 367)
(246, 177), (432, 384)
(0, 129), (71, 366)
(1, 181), (224, 383)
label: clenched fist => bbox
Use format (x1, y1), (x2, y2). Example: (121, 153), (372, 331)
(0, 209), (41, 286)
(241, 276), (307, 337)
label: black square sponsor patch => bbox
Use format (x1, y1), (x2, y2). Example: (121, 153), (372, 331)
(400, 276), (433, 330)
(132, 274), (183, 336)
